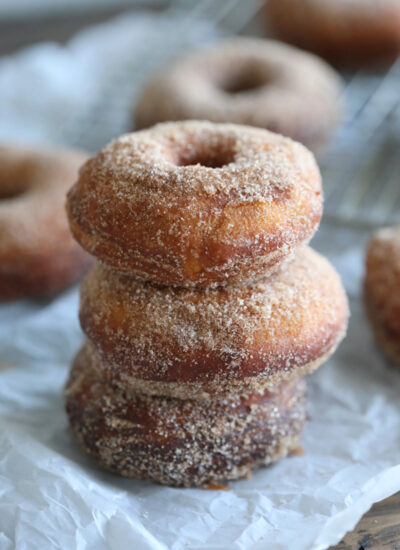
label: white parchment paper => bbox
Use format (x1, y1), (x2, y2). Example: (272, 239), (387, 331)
(1, 224), (400, 550)
(0, 11), (400, 550)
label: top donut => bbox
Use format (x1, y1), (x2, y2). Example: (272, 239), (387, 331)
(67, 120), (322, 287)
(134, 38), (341, 154)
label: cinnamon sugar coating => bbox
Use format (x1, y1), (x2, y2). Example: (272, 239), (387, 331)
(365, 226), (400, 366)
(67, 121), (322, 287)
(65, 349), (306, 487)
(0, 145), (93, 300)
(135, 39), (341, 153)
(81, 339), (337, 401)
(79, 247), (348, 398)
(266, 0), (400, 65)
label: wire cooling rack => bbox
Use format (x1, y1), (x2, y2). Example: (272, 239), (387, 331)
(321, 59), (400, 227)
(61, 0), (400, 229)
(59, 0), (262, 151)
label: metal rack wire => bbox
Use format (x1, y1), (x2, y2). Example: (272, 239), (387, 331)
(322, 60), (400, 227)
(59, 0), (262, 151)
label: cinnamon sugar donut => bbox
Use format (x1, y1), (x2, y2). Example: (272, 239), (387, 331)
(79, 247), (348, 400)
(0, 145), (92, 300)
(266, 0), (400, 65)
(134, 39), (341, 153)
(65, 348), (306, 487)
(365, 226), (400, 365)
(67, 121), (322, 288)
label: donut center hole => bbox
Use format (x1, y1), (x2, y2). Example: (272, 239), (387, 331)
(176, 151), (233, 168)
(175, 147), (234, 168)
(221, 72), (267, 95)
(167, 135), (235, 168)
(0, 184), (27, 200)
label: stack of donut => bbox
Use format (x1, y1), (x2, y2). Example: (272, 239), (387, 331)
(65, 120), (348, 487)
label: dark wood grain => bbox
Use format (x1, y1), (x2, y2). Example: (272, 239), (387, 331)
(332, 492), (400, 549)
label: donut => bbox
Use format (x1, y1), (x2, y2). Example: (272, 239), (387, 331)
(67, 121), (323, 288)
(65, 347), (306, 487)
(79, 247), (348, 400)
(0, 145), (92, 300)
(365, 226), (400, 366)
(134, 39), (341, 153)
(266, 0), (400, 65)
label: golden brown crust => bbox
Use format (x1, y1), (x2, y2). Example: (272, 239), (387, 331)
(67, 121), (322, 287)
(81, 339), (339, 401)
(0, 145), (93, 300)
(65, 349), (307, 487)
(266, 0), (400, 66)
(134, 39), (341, 153)
(365, 226), (400, 365)
(79, 247), (348, 395)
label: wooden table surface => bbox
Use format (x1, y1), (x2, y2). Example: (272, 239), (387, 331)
(332, 492), (400, 549)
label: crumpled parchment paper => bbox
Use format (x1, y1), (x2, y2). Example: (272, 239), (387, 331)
(0, 10), (400, 550)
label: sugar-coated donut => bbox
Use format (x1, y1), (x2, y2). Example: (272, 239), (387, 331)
(134, 39), (341, 153)
(266, 0), (400, 65)
(79, 247), (348, 400)
(365, 226), (400, 366)
(67, 121), (322, 288)
(65, 348), (306, 487)
(0, 145), (92, 300)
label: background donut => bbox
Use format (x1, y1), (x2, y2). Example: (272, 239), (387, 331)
(365, 226), (400, 366)
(79, 247), (349, 399)
(266, 0), (400, 65)
(134, 38), (342, 153)
(67, 120), (323, 288)
(0, 145), (92, 300)
(65, 349), (306, 487)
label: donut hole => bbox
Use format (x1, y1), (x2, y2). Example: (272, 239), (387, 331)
(170, 140), (236, 169)
(176, 150), (234, 168)
(0, 162), (33, 200)
(0, 186), (27, 200)
(220, 70), (268, 95)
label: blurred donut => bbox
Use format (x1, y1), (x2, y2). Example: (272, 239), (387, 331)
(365, 226), (400, 365)
(67, 121), (322, 288)
(0, 145), (92, 300)
(266, 0), (400, 65)
(65, 348), (306, 487)
(79, 247), (348, 400)
(134, 38), (341, 153)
